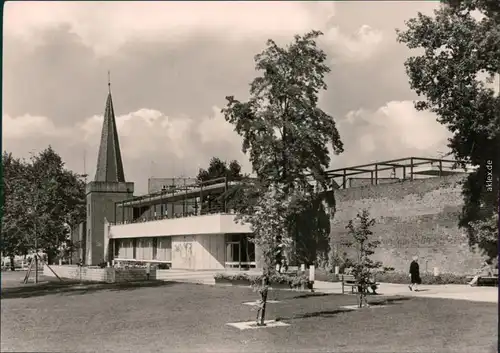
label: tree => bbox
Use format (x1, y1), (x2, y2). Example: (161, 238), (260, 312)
(27, 147), (86, 263)
(222, 31), (343, 325)
(223, 30), (342, 254)
(1, 147), (86, 264)
(397, 0), (500, 259)
(344, 210), (382, 308)
(196, 157), (243, 213)
(1, 153), (31, 270)
(247, 185), (294, 326)
(289, 192), (332, 266)
(197, 157), (243, 182)
(223, 30), (343, 191)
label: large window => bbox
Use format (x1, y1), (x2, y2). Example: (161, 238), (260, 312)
(114, 239), (120, 257)
(225, 234), (255, 269)
(135, 238), (153, 260)
(116, 239), (134, 259)
(157, 237), (172, 262)
(152, 238), (158, 260)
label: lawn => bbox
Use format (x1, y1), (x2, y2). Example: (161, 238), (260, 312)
(1, 271), (497, 353)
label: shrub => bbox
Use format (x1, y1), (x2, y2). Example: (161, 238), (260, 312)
(269, 273), (290, 284)
(315, 268), (339, 282)
(214, 273), (251, 281)
(289, 273), (310, 288)
(250, 272), (311, 289)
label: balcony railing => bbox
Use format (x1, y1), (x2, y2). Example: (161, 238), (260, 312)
(111, 206), (235, 226)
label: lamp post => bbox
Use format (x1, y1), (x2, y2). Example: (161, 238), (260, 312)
(27, 206), (38, 284)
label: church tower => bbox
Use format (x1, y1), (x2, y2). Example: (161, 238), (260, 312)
(85, 76), (134, 265)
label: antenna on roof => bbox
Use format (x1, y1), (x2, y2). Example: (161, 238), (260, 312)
(108, 70), (111, 93)
(83, 149), (87, 183)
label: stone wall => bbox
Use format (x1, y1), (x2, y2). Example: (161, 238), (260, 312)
(44, 265), (113, 282)
(43, 265), (152, 283)
(330, 173), (486, 275)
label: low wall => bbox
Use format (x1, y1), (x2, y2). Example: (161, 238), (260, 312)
(114, 268), (152, 282)
(43, 265), (152, 283)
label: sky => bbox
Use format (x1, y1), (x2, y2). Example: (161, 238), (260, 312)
(3, 1), (458, 195)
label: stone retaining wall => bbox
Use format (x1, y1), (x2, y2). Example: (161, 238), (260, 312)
(331, 173), (486, 275)
(43, 265), (153, 283)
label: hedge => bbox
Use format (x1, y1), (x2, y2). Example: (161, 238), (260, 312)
(214, 272), (311, 288)
(315, 269), (471, 285)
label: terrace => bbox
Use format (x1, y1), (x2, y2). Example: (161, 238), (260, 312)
(112, 177), (238, 225)
(326, 156), (474, 189)
(111, 156), (473, 226)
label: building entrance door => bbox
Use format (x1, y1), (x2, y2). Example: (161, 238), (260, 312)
(225, 241), (241, 269)
(225, 234), (256, 270)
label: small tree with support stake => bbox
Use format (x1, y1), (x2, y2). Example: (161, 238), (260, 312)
(345, 209), (382, 308)
(244, 184), (293, 326)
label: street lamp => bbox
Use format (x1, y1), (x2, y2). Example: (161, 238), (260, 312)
(27, 206), (38, 284)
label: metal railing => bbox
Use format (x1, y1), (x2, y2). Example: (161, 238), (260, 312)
(111, 205), (233, 226)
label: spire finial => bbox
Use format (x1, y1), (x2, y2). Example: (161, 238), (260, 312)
(108, 70), (111, 93)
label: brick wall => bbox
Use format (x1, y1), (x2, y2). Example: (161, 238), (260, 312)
(331, 173), (486, 275)
(44, 265), (112, 282)
(113, 268), (150, 282)
(43, 265), (151, 283)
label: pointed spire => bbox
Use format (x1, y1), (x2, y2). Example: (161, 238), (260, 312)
(94, 74), (125, 183)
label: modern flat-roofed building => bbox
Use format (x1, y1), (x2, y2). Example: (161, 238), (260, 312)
(106, 178), (259, 270)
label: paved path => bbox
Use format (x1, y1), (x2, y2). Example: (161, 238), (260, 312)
(8, 269), (496, 303)
(313, 280), (498, 303)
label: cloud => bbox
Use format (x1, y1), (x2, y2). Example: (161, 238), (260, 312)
(4, 2), (380, 63)
(333, 100), (452, 168)
(3, 107), (249, 194)
(324, 24), (383, 63)
(3, 2), (452, 196)
(3, 100), (451, 194)
(4, 1), (337, 56)
(3, 114), (68, 139)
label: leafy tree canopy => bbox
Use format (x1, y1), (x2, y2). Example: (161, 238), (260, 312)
(397, 0), (500, 258)
(196, 157), (242, 182)
(222, 31), (343, 269)
(1, 147), (86, 261)
(223, 30), (343, 193)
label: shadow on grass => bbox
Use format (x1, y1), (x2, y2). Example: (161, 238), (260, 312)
(276, 308), (354, 321)
(1, 280), (180, 299)
(277, 297), (412, 322)
(369, 296), (412, 306)
(290, 292), (340, 299)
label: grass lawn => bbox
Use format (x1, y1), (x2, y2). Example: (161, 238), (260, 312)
(1, 272), (497, 353)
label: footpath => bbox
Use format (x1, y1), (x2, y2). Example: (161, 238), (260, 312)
(313, 280), (498, 303)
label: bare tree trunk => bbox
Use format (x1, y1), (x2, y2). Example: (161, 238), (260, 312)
(9, 255), (15, 271)
(257, 275), (269, 326)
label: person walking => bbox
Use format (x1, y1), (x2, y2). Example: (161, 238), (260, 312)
(409, 256), (421, 291)
(146, 262), (151, 280)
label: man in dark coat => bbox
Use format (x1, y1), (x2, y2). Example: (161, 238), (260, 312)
(409, 256), (421, 291)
